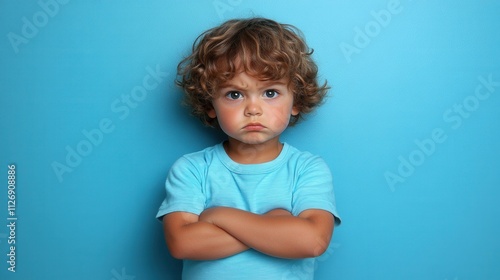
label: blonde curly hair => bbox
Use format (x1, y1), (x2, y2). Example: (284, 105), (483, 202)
(176, 17), (329, 126)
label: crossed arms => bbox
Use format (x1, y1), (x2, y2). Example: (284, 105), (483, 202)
(162, 207), (334, 260)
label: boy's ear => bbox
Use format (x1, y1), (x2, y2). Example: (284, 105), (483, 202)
(207, 108), (217, 119)
(291, 106), (300, 116)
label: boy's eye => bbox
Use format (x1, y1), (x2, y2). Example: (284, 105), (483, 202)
(226, 91), (242, 100)
(264, 89), (279, 99)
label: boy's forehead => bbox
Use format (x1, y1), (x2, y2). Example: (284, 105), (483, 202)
(219, 71), (289, 88)
(213, 56), (293, 90)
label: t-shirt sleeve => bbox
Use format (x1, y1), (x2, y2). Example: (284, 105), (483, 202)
(155, 156), (206, 221)
(291, 155), (341, 226)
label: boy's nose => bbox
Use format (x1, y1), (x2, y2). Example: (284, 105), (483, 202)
(244, 98), (262, 116)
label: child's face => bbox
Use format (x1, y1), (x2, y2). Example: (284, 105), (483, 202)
(208, 71), (299, 146)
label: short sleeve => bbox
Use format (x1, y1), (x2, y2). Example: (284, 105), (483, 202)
(155, 156), (206, 221)
(291, 156), (341, 226)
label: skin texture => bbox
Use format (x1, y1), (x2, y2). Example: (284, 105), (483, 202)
(163, 72), (334, 260)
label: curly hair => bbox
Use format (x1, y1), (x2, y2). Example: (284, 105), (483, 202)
(176, 17), (329, 126)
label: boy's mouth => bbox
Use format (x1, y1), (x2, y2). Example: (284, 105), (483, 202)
(243, 122), (265, 131)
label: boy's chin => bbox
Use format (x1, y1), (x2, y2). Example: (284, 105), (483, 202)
(227, 136), (281, 146)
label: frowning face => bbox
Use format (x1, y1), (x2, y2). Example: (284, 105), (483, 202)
(208, 71), (299, 147)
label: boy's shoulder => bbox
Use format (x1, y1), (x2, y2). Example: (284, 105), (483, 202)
(167, 144), (221, 178)
(178, 143), (220, 161)
(283, 143), (325, 159)
(285, 144), (329, 168)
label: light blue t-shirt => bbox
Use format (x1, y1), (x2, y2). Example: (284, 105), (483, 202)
(156, 142), (341, 280)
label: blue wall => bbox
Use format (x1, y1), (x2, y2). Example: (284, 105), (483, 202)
(1, 1), (499, 279)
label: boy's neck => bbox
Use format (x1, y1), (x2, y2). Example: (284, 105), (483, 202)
(223, 138), (283, 164)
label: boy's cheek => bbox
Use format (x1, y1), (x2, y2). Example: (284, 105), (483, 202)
(270, 108), (293, 127)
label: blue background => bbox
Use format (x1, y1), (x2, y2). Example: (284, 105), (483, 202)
(1, 0), (500, 279)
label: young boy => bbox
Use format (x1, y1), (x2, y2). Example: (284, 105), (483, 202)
(156, 17), (341, 279)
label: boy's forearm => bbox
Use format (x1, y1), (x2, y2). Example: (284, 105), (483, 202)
(163, 214), (249, 260)
(200, 207), (333, 259)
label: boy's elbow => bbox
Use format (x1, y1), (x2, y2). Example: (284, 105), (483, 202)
(162, 212), (199, 259)
(166, 239), (190, 259)
(298, 211), (334, 258)
(303, 232), (332, 258)
(168, 246), (186, 260)
(163, 229), (190, 259)
(308, 240), (328, 257)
